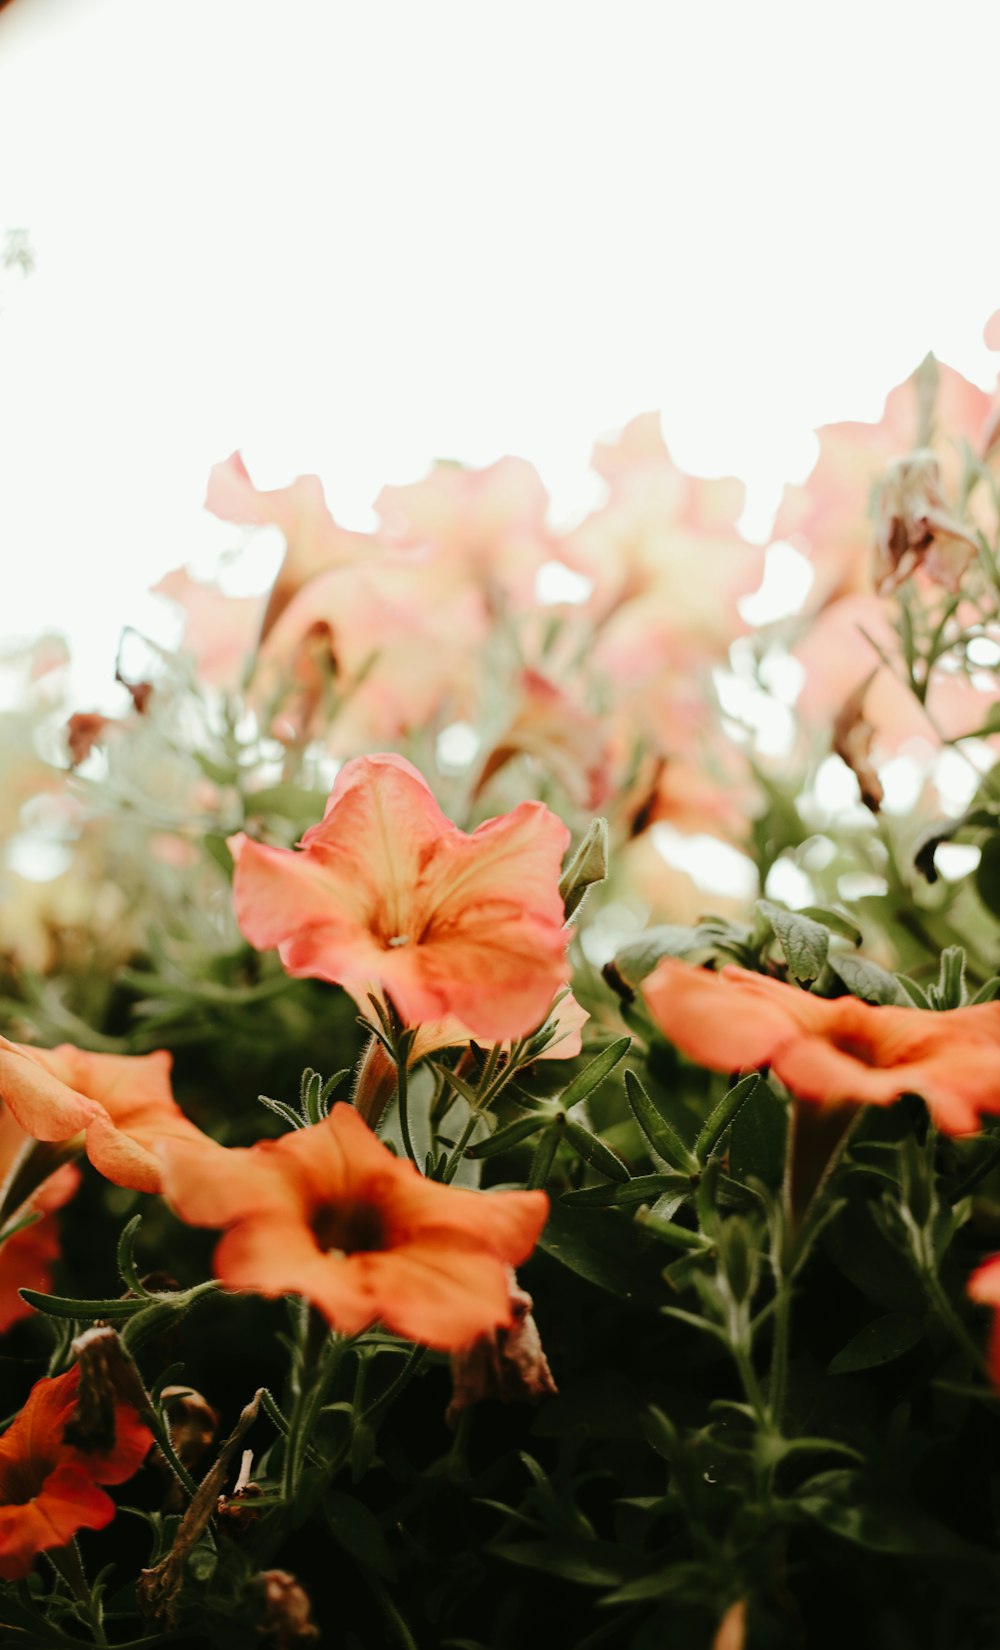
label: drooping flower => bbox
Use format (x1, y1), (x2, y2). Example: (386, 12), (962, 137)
(642, 960), (1000, 1134)
(228, 753), (572, 1042)
(0, 1042), (207, 1194)
(158, 1103), (549, 1351)
(0, 1364), (151, 1580)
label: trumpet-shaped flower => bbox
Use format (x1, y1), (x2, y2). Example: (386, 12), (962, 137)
(0, 1364), (151, 1580)
(228, 753), (571, 1041)
(0, 1043), (207, 1194)
(158, 1103), (549, 1350)
(642, 960), (1000, 1134)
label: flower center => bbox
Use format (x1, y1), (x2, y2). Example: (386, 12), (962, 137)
(310, 1201), (387, 1255)
(830, 1033), (886, 1068)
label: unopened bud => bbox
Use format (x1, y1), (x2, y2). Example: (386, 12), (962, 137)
(559, 817), (609, 921)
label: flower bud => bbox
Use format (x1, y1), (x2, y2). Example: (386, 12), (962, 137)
(256, 1569), (320, 1647)
(559, 817), (609, 921)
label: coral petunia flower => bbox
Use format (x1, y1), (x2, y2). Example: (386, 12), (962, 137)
(158, 1102), (549, 1351)
(0, 1364), (152, 1580)
(0, 1100), (81, 1333)
(967, 1257), (1000, 1388)
(228, 753), (572, 1042)
(0, 1042), (207, 1194)
(642, 960), (1000, 1134)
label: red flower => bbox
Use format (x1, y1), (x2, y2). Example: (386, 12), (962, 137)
(158, 1102), (549, 1351)
(642, 960), (1000, 1134)
(228, 753), (571, 1042)
(0, 1365), (151, 1580)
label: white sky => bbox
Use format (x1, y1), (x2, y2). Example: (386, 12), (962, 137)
(2, 0), (1000, 705)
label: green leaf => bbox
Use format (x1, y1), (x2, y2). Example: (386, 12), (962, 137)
(19, 1288), (148, 1320)
(828, 1312), (925, 1374)
(794, 1470), (979, 1559)
(611, 926), (707, 988)
(729, 1079), (787, 1189)
(971, 976), (1000, 1005)
(559, 1036), (632, 1110)
(559, 817), (609, 920)
(537, 1201), (669, 1308)
(489, 1538), (634, 1588)
(324, 1490), (395, 1578)
(975, 836), (1000, 917)
(797, 906), (863, 945)
(896, 973), (934, 1009)
(623, 1069), (694, 1170)
(828, 953), (908, 1005)
(465, 1114), (548, 1159)
(695, 1073), (760, 1164)
(560, 1173), (691, 1208)
(758, 900), (829, 984)
(563, 1119), (631, 1182)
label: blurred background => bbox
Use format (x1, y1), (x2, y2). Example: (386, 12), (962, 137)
(2, 0), (999, 703)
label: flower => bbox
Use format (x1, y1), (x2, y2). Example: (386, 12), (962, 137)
(967, 1257), (1000, 1388)
(228, 753), (572, 1042)
(0, 1364), (151, 1580)
(0, 1043), (207, 1194)
(158, 1102), (549, 1350)
(0, 1103), (80, 1334)
(641, 960), (1000, 1134)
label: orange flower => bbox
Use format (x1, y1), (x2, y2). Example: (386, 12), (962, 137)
(158, 1103), (549, 1350)
(0, 1042), (206, 1193)
(229, 753), (572, 1042)
(0, 1364), (151, 1580)
(642, 960), (1000, 1134)
(0, 1102), (80, 1333)
(967, 1257), (1000, 1387)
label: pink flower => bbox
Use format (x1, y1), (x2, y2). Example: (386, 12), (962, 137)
(229, 753), (572, 1041)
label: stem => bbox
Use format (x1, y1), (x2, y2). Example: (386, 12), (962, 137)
(282, 1317), (346, 1500)
(950, 1138), (1000, 1204)
(924, 1264), (990, 1378)
(767, 1278), (793, 1430)
(395, 1038), (418, 1167)
(361, 1346), (426, 1426)
(50, 1540), (106, 1644)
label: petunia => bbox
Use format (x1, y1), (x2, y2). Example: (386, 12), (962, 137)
(228, 753), (571, 1043)
(0, 1364), (151, 1580)
(0, 1042), (207, 1194)
(0, 1101), (80, 1333)
(967, 1256), (1000, 1388)
(158, 1102), (549, 1351)
(642, 960), (1000, 1135)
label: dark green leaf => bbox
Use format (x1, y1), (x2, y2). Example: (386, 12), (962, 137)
(563, 1119), (631, 1182)
(465, 1114), (547, 1159)
(828, 1312), (925, 1374)
(729, 1079), (787, 1189)
(828, 953), (908, 1005)
(695, 1073), (760, 1164)
(758, 900), (829, 983)
(560, 1173), (691, 1208)
(325, 1490), (394, 1578)
(611, 926), (708, 988)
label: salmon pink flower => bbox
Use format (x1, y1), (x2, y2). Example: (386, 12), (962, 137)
(642, 960), (1000, 1134)
(228, 753), (572, 1042)
(0, 1042), (207, 1194)
(0, 1363), (151, 1580)
(158, 1103), (549, 1350)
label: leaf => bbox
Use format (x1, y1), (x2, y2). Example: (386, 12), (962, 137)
(537, 1201), (669, 1308)
(559, 1037), (632, 1109)
(560, 1173), (692, 1208)
(828, 953), (908, 1006)
(695, 1073), (760, 1164)
(828, 1312), (925, 1375)
(465, 1114), (547, 1159)
(563, 1119), (631, 1183)
(611, 926), (708, 988)
(623, 1069), (694, 1170)
(489, 1538), (635, 1588)
(324, 1490), (394, 1578)
(794, 1470), (980, 1559)
(729, 1079), (787, 1190)
(976, 836), (1000, 919)
(896, 973), (934, 1009)
(758, 900), (830, 983)
(797, 906), (863, 945)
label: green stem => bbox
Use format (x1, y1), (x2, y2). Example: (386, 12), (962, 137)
(767, 1278), (793, 1431)
(50, 1540), (106, 1644)
(950, 1138), (1000, 1204)
(395, 1040), (418, 1167)
(282, 1319), (346, 1500)
(924, 1264), (990, 1378)
(361, 1346), (426, 1426)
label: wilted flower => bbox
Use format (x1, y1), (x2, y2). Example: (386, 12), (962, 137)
(0, 1364), (151, 1580)
(229, 753), (571, 1042)
(446, 1272), (557, 1426)
(871, 449), (979, 595)
(158, 1103), (549, 1350)
(642, 960), (1000, 1134)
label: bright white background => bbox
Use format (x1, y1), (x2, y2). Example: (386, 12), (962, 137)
(2, 0), (1000, 703)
